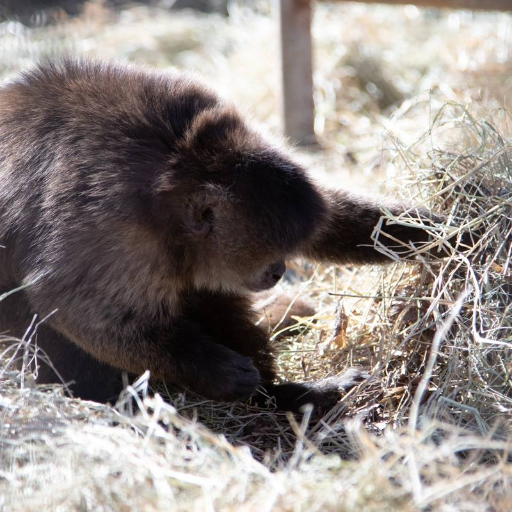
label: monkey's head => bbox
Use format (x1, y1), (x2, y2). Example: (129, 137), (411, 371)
(159, 107), (327, 294)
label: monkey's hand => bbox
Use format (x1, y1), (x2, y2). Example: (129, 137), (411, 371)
(185, 345), (261, 402)
(394, 209), (481, 259)
(210, 351), (261, 401)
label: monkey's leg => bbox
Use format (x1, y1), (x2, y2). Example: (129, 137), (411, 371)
(302, 189), (443, 265)
(0, 288), (125, 402)
(256, 369), (370, 413)
(35, 327), (127, 403)
(15, 269), (362, 409)
(2, 287), (261, 403)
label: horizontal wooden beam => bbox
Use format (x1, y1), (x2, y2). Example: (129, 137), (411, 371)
(319, 0), (512, 11)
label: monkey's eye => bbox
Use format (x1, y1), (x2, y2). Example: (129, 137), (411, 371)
(201, 207), (215, 229)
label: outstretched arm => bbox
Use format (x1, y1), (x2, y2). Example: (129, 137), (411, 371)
(301, 188), (442, 265)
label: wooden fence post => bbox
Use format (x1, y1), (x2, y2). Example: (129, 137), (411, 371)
(279, 0), (316, 145)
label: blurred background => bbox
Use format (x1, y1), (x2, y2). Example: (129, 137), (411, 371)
(2, 0), (512, 192)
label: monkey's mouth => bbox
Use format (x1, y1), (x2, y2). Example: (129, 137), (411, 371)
(245, 261), (286, 292)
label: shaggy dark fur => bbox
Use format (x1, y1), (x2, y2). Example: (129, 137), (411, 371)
(0, 60), (445, 411)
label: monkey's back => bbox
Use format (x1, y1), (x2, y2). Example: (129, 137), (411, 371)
(0, 60), (221, 289)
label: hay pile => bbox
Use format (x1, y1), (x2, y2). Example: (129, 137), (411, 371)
(1, 1), (512, 510)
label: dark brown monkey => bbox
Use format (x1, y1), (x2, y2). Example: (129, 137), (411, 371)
(0, 60), (446, 411)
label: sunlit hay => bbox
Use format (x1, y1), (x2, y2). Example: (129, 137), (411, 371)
(2, 345), (512, 510)
(391, 104), (511, 434)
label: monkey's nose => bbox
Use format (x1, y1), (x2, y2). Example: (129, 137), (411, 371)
(270, 261), (286, 283)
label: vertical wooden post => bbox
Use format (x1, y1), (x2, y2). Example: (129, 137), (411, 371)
(279, 0), (316, 145)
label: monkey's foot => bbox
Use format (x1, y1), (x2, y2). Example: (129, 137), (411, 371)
(252, 290), (315, 336)
(254, 367), (370, 413)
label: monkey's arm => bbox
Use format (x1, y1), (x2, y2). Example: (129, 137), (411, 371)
(180, 290), (277, 382)
(301, 189), (442, 265)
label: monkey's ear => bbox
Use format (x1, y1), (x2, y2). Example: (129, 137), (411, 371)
(184, 196), (215, 237)
(183, 107), (246, 158)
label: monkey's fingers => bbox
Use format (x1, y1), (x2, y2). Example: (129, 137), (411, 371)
(197, 351), (261, 402)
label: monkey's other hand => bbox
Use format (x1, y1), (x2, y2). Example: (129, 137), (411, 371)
(256, 367), (370, 413)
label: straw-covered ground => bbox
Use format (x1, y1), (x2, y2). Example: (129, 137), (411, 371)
(1, 2), (512, 510)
